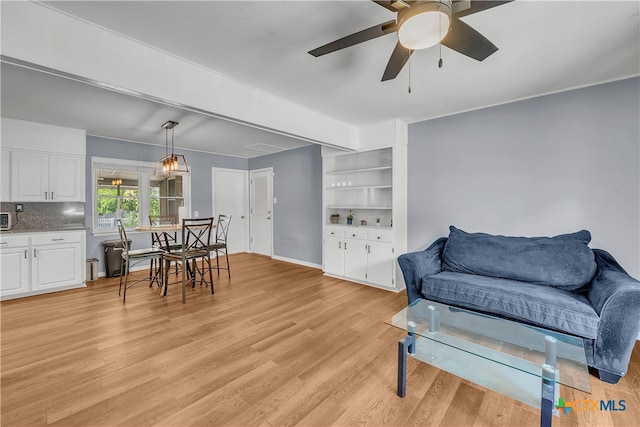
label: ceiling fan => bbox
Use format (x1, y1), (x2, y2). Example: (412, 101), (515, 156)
(308, 0), (513, 81)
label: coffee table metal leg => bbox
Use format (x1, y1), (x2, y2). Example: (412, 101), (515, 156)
(397, 335), (415, 398)
(540, 364), (556, 427)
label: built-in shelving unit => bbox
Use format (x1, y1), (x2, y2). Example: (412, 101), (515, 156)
(323, 147), (405, 292)
(324, 148), (393, 227)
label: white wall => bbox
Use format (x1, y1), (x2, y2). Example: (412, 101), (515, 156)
(407, 78), (640, 279)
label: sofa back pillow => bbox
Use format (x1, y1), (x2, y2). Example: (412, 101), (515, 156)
(442, 226), (596, 291)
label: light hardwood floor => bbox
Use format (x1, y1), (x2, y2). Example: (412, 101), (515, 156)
(2, 253), (639, 426)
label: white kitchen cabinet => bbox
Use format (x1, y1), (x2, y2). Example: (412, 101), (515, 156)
(0, 236), (30, 297)
(11, 150), (84, 202)
(31, 233), (83, 291)
(323, 226), (396, 289)
(324, 235), (345, 277)
(0, 231), (86, 300)
(365, 241), (395, 287)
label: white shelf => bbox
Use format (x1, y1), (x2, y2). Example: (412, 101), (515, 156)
(326, 185), (392, 191)
(328, 206), (392, 210)
(326, 166), (392, 175)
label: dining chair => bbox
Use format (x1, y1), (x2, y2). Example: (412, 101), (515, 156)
(148, 214), (180, 276)
(163, 217), (215, 303)
(116, 219), (165, 303)
(208, 214), (232, 279)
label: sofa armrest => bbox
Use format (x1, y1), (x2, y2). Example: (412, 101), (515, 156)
(588, 249), (640, 381)
(397, 237), (447, 304)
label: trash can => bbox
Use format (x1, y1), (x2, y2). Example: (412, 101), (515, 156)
(86, 258), (99, 282)
(101, 239), (131, 278)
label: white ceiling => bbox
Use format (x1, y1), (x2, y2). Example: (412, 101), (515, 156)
(2, 0), (639, 157)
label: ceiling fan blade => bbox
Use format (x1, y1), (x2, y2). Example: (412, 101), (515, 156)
(382, 41), (413, 81)
(309, 20), (397, 57)
(371, 1), (411, 13)
(455, 0), (514, 18)
(441, 19), (498, 62)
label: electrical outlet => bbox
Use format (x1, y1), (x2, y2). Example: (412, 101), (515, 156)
(15, 204), (24, 213)
(194, 211), (199, 217)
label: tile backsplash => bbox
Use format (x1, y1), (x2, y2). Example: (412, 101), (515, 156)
(0, 202), (85, 231)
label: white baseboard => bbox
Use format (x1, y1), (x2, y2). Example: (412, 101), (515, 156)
(272, 255), (322, 270)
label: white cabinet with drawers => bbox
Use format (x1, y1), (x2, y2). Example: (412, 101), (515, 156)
(323, 226), (395, 289)
(0, 231), (86, 300)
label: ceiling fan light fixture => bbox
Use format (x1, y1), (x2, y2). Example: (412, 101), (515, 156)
(397, 1), (452, 50)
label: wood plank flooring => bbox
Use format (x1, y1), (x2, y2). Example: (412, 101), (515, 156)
(2, 253), (639, 426)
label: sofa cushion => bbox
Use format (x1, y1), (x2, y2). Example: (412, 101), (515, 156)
(421, 271), (600, 339)
(442, 226), (596, 291)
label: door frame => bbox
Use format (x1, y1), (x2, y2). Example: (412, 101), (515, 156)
(211, 167), (249, 253)
(249, 167), (274, 257)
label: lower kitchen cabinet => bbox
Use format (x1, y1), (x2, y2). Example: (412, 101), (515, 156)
(0, 236), (30, 297)
(0, 231), (85, 300)
(323, 226), (396, 290)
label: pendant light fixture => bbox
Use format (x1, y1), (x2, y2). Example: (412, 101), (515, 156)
(153, 120), (189, 176)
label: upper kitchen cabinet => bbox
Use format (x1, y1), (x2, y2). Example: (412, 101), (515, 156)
(1, 118), (86, 202)
(11, 151), (84, 202)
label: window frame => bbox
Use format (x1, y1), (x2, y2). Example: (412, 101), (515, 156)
(91, 156), (191, 235)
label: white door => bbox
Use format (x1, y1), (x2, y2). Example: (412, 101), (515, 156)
(212, 167), (249, 253)
(250, 168), (273, 257)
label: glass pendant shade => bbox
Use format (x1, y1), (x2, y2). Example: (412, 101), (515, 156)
(154, 120), (189, 176)
(397, 1), (452, 50)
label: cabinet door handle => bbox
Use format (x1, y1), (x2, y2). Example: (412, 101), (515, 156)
(367, 244), (371, 254)
(45, 192), (48, 200)
(52, 238), (64, 241)
(338, 241), (342, 249)
(344, 241), (347, 250)
(33, 249), (37, 257)
(24, 249), (27, 259)
(0, 242), (7, 245)
(51, 192), (54, 200)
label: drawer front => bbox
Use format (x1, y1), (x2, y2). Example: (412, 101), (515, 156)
(367, 230), (393, 243)
(32, 232), (82, 246)
(325, 227), (344, 238)
(345, 229), (366, 240)
(0, 235), (30, 248)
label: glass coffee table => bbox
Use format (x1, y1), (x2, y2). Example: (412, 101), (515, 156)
(388, 299), (591, 427)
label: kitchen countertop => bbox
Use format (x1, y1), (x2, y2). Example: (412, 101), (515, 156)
(0, 226), (88, 234)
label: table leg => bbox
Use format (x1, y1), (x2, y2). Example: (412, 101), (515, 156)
(540, 364), (556, 427)
(397, 334), (415, 398)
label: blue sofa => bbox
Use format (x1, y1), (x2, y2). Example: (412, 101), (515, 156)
(398, 226), (640, 384)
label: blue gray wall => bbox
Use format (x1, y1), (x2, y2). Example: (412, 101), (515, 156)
(85, 135), (248, 273)
(248, 144), (323, 266)
(407, 77), (640, 278)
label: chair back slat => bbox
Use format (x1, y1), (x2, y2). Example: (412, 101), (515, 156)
(215, 214), (231, 244)
(182, 218), (214, 253)
(116, 219), (130, 251)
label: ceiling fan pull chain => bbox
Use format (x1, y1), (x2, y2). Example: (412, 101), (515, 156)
(438, 15), (443, 69)
(408, 54), (412, 94)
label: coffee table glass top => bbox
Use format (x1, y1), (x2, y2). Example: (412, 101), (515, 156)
(388, 299), (591, 393)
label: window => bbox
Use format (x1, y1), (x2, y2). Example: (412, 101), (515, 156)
(92, 157), (190, 233)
